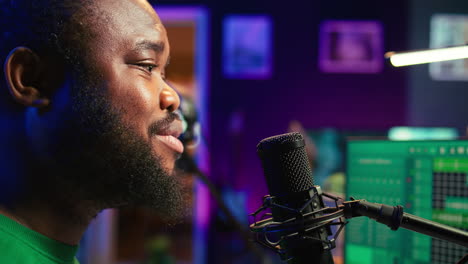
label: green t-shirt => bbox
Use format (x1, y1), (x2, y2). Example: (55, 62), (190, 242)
(0, 213), (80, 264)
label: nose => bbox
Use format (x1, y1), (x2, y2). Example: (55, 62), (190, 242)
(160, 83), (180, 112)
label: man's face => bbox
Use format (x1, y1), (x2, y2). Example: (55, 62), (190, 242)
(28, 0), (186, 218)
(87, 0), (184, 172)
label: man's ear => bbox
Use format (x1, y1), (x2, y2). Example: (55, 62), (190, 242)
(4, 47), (50, 108)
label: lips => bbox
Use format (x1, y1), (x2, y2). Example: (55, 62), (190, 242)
(156, 134), (184, 154)
(154, 120), (184, 154)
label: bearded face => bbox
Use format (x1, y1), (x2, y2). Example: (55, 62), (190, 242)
(22, 0), (185, 222)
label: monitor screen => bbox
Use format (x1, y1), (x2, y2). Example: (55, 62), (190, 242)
(303, 128), (387, 263)
(345, 139), (468, 264)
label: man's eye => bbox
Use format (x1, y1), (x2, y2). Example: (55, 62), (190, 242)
(137, 64), (158, 73)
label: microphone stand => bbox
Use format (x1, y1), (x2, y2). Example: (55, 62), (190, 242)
(342, 198), (468, 248)
(249, 190), (468, 263)
(180, 152), (270, 264)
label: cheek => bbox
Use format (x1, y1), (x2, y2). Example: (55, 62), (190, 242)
(94, 56), (163, 136)
(108, 77), (160, 135)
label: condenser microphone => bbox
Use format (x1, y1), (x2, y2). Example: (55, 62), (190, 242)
(256, 132), (334, 264)
(252, 133), (468, 263)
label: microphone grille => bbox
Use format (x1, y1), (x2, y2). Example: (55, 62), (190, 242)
(257, 132), (314, 196)
(258, 132), (303, 145)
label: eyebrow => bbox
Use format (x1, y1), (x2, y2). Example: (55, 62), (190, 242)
(133, 40), (165, 54)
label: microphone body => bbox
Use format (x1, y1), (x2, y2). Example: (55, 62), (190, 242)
(257, 132), (334, 264)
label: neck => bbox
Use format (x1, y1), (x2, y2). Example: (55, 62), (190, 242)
(0, 199), (100, 245)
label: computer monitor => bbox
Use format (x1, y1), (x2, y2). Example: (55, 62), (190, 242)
(345, 139), (468, 264)
(303, 129), (386, 263)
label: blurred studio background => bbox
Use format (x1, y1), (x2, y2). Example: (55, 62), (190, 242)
(23, 0), (468, 263)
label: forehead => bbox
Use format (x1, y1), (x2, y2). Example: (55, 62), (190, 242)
(83, 0), (168, 51)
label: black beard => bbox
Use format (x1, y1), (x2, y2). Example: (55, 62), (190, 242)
(28, 71), (184, 224)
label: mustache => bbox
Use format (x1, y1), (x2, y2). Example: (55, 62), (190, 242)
(148, 112), (181, 136)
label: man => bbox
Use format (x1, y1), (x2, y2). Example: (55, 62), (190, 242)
(0, 0), (185, 263)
